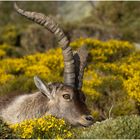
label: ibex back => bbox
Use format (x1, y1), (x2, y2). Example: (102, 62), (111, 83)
(0, 3), (94, 126)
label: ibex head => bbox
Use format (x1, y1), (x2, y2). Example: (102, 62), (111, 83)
(14, 3), (94, 126)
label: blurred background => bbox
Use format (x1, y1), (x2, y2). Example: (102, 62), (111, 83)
(0, 1), (140, 55)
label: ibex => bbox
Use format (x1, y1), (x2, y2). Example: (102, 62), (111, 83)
(0, 3), (94, 126)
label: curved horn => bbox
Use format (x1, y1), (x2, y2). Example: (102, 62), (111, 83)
(74, 46), (88, 90)
(14, 2), (75, 88)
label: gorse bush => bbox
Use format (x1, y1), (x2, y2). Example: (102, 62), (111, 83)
(70, 38), (140, 119)
(0, 48), (63, 85)
(70, 38), (135, 62)
(0, 69), (14, 85)
(10, 115), (72, 139)
(0, 38), (139, 120)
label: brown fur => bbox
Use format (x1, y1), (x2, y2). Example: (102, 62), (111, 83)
(0, 83), (93, 126)
(0, 92), (22, 110)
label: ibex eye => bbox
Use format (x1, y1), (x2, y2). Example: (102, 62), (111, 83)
(63, 94), (70, 100)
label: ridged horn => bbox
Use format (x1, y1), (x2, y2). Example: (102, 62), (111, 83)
(14, 2), (75, 88)
(74, 46), (88, 90)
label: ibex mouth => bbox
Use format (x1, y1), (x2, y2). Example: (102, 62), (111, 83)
(79, 122), (93, 127)
(78, 121), (94, 127)
(78, 115), (94, 127)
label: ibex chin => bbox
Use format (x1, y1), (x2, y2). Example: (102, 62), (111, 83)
(0, 3), (94, 127)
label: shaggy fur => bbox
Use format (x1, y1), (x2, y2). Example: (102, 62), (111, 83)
(0, 83), (93, 126)
(0, 92), (49, 124)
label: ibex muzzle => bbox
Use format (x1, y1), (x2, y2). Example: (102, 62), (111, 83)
(0, 3), (94, 127)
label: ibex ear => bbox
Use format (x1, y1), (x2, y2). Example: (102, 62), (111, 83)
(34, 76), (53, 99)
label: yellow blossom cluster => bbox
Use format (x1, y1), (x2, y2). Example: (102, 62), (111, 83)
(82, 66), (101, 100)
(1, 25), (18, 45)
(10, 115), (72, 139)
(0, 44), (12, 58)
(24, 48), (64, 78)
(0, 69), (14, 84)
(1, 58), (26, 75)
(70, 38), (134, 62)
(0, 49), (6, 58)
(0, 48), (63, 84)
(124, 74), (140, 103)
(1, 38), (140, 104)
(118, 53), (140, 102)
(71, 38), (140, 104)
(93, 54), (140, 103)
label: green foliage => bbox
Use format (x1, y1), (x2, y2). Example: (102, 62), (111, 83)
(98, 75), (138, 118)
(75, 115), (140, 139)
(0, 2), (58, 26)
(0, 76), (36, 96)
(85, 1), (140, 42)
(0, 119), (17, 139)
(20, 24), (56, 54)
(0, 43), (23, 58)
(0, 25), (19, 45)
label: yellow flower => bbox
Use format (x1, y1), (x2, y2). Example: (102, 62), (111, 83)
(10, 115), (72, 139)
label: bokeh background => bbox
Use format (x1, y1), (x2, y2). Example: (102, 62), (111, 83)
(0, 1), (140, 51)
(1, 1), (140, 139)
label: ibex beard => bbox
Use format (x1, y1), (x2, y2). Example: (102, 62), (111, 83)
(0, 3), (94, 127)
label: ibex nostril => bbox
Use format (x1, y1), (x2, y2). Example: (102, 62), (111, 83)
(85, 116), (94, 122)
